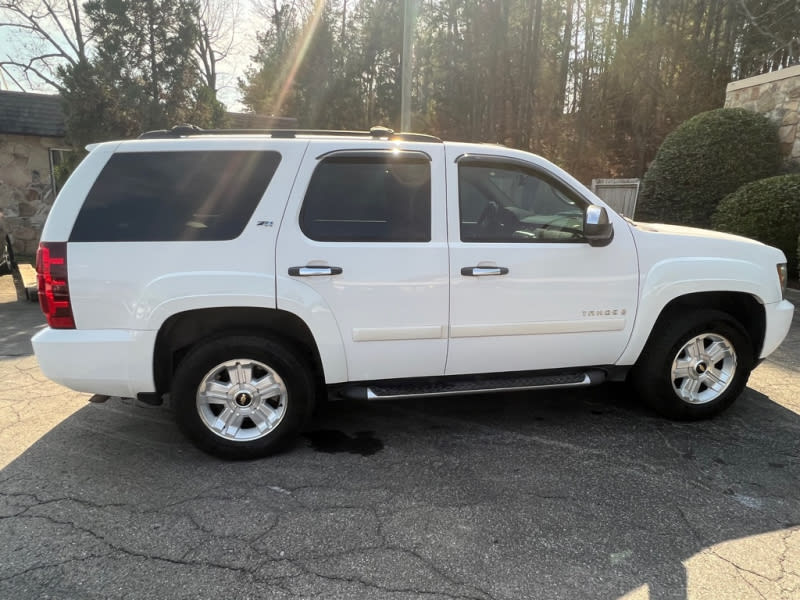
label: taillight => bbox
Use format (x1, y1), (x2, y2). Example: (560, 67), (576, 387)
(36, 242), (75, 329)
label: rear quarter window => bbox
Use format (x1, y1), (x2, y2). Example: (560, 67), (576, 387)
(69, 150), (281, 242)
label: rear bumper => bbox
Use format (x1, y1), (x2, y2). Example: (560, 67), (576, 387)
(32, 327), (157, 397)
(760, 299), (794, 359)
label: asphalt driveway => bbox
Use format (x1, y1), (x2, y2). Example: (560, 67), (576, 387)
(1, 277), (798, 599)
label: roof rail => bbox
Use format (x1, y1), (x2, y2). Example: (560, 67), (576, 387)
(138, 124), (443, 143)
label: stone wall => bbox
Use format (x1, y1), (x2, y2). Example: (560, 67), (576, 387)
(725, 64), (800, 164)
(0, 133), (64, 256)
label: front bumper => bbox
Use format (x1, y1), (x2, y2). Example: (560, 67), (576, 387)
(760, 299), (794, 359)
(32, 327), (157, 397)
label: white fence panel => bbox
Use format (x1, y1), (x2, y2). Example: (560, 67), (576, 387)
(591, 179), (640, 217)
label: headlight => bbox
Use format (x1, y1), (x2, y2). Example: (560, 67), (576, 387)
(777, 263), (788, 298)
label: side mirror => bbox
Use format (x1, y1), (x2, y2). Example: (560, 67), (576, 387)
(584, 205), (614, 247)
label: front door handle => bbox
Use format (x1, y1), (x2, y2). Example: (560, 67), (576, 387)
(288, 266), (343, 276)
(461, 266), (509, 276)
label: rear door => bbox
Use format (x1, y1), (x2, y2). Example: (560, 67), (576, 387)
(276, 141), (449, 382)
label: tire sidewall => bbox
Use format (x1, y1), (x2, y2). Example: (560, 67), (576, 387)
(634, 310), (754, 420)
(172, 336), (314, 459)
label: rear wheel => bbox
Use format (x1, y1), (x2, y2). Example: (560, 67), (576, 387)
(631, 310), (754, 420)
(171, 336), (315, 459)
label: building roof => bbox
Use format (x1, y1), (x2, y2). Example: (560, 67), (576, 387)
(0, 90), (65, 137)
(225, 112), (297, 129)
(0, 94), (293, 138)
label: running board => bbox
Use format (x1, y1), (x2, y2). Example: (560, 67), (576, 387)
(337, 370), (606, 401)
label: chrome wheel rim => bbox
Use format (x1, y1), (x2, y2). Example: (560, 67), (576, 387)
(196, 359), (288, 441)
(670, 333), (737, 404)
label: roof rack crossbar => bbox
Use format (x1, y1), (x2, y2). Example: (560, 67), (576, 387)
(138, 124), (442, 143)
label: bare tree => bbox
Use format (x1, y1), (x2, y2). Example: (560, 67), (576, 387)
(250, 0), (307, 45)
(195, 0), (242, 92)
(0, 0), (90, 91)
(737, 0), (800, 72)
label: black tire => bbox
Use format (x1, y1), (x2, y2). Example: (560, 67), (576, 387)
(171, 335), (315, 459)
(631, 309), (754, 420)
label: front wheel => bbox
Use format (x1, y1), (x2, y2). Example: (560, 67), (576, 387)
(631, 310), (754, 420)
(171, 336), (315, 459)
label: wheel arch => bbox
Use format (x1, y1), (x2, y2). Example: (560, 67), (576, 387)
(628, 291), (765, 368)
(153, 307), (326, 396)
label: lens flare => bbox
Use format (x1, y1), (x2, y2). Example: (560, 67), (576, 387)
(271, 0), (326, 117)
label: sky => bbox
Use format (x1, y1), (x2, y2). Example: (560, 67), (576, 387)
(0, 2), (261, 113)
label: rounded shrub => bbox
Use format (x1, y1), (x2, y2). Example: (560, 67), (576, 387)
(637, 108), (782, 229)
(712, 174), (800, 277)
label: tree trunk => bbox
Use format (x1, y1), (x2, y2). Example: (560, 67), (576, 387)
(147, 0), (161, 126)
(630, 0), (642, 31)
(555, 0), (574, 115)
(527, 0), (543, 147)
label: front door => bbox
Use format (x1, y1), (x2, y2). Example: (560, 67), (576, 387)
(445, 146), (639, 376)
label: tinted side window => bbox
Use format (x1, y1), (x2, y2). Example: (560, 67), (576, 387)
(300, 156), (431, 242)
(70, 151), (281, 242)
(459, 162), (586, 243)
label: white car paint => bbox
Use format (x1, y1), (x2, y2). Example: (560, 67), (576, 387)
(275, 139), (450, 382)
(31, 134), (793, 399)
(617, 221), (790, 364)
(443, 143), (639, 375)
(33, 327), (156, 397)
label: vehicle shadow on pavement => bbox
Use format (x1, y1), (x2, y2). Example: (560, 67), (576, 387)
(1, 376), (798, 599)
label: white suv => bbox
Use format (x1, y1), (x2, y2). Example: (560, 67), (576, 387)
(32, 126), (794, 458)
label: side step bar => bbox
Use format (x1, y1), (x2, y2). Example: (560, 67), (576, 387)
(337, 370), (606, 401)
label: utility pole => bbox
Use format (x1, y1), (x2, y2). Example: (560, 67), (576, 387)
(400, 0), (416, 132)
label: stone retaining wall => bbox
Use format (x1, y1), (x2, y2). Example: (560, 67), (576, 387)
(725, 64), (800, 164)
(0, 133), (64, 256)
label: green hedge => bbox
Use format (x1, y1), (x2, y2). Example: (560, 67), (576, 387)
(712, 174), (800, 277)
(637, 108), (782, 229)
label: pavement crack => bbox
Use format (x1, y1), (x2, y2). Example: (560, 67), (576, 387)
(297, 562), (491, 600)
(655, 427), (690, 460)
(384, 545), (498, 600)
(676, 506), (706, 546)
(0, 492), (129, 516)
(4, 513), (257, 578)
(0, 553), (108, 583)
(708, 548), (782, 586)
(0, 403), (22, 434)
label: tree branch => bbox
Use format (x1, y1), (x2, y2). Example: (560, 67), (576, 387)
(67, 0), (86, 60)
(0, 66), (26, 91)
(0, 59), (64, 91)
(42, 0), (80, 58)
(0, 2), (79, 66)
(737, 0), (797, 46)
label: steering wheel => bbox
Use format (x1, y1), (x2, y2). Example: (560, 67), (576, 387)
(477, 201), (518, 236)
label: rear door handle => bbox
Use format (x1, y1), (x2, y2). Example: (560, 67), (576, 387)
(460, 266), (509, 276)
(288, 266), (343, 276)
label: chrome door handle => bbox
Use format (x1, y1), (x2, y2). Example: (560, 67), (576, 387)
(288, 266), (343, 276)
(460, 266), (509, 276)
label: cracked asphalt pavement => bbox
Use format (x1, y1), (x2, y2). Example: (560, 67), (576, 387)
(1, 278), (799, 599)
